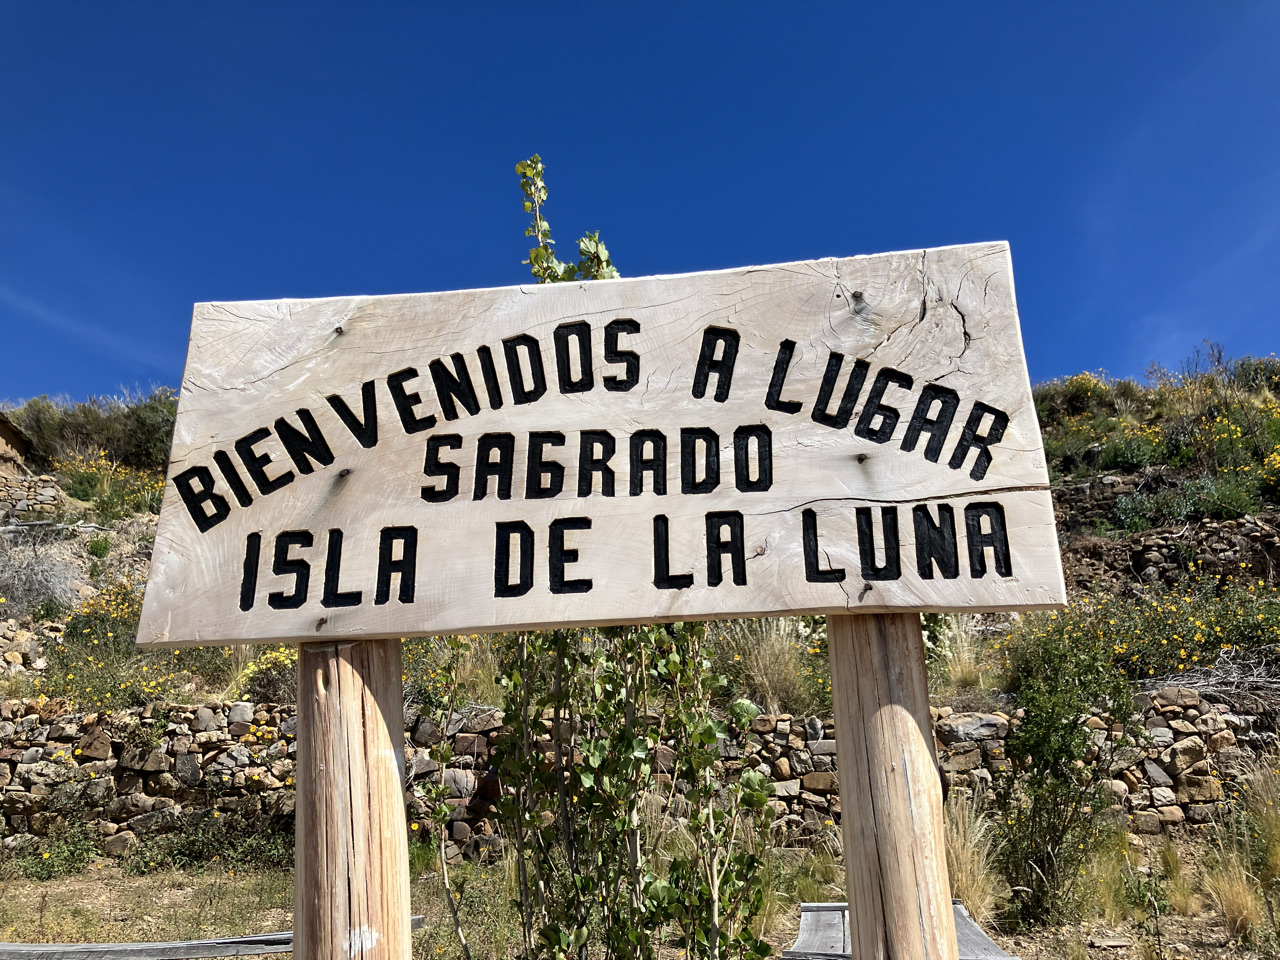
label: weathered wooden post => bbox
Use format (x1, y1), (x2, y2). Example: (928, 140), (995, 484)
(138, 240), (1063, 960)
(830, 613), (955, 960)
(294, 639), (412, 960)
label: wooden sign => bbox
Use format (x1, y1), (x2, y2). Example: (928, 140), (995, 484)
(138, 241), (1064, 647)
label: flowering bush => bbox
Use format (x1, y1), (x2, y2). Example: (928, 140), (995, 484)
(52, 450), (165, 519)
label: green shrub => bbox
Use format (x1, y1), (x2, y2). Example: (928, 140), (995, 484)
(8, 820), (98, 881)
(52, 450), (165, 519)
(87, 534), (111, 558)
(1115, 474), (1262, 530)
(127, 810), (295, 874)
(5, 388), (177, 473)
(993, 612), (1134, 926)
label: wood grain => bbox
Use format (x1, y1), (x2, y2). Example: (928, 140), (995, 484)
(828, 613), (958, 960)
(294, 638), (411, 960)
(139, 242), (1064, 647)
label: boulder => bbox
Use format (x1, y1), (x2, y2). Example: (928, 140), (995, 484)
(76, 727), (113, 762)
(1159, 737), (1205, 775)
(801, 772), (837, 794)
(227, 702), (254, 725)
(936, 713), (1008, 744)
(1131, 810), (1162, 835)
(1175, 774), (1223, 804)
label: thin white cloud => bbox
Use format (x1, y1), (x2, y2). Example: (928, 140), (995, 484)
(0, 282), (173, 374)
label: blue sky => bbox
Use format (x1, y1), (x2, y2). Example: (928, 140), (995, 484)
(2, 3), (1278, 402)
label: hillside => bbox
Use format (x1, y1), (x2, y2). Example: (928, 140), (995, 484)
(1, 351), (1280, 957)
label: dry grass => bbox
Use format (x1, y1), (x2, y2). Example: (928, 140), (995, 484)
(1160, 838), (1201, 917)
(1241, 761), (1280, 887)
(710, 617), (819, 715)
(944, 790), (1006, 927)
(1203, 851), (1264, 940)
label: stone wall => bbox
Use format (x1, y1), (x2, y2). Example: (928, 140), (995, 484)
(0, 475), (66, 520)
(936, 685), (1277, 833)
(1049, 473), (1280, 591)
(0, 688), (1273, 862)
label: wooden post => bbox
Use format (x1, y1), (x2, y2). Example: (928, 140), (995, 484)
(295, 638), (412, 960)
(828, 613), (958, 960)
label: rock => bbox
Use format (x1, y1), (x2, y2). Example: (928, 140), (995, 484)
(1157, 805), (1185, 825)
(1186, 803), (1216, 825)
(75, 726), (113, 762)
(940, 744), (982, 774)
(1175, 775), (1223, 804)
(127, 806), (182, 835)
(750, 716), (776, 735)
(1167, 719), (1197, 736)
(1105, 780), (1129, 803)
(1131, 810), (1162, 835)
(1206, 730), (1236, 752)
(451, 820), (472, 842)
(1149, 727), (1174, 750)
(279, 715), (298, 737)
(773, 779), (800, 798)
(772, 756), (791, 780)
(654, 744), (676, 773)
(1150, 786), (1176, 807)
(804, 718), (823, 741)
(808, 739), (837, 756)
(1212, 746), (1254, 780)
(227, 702), (254, 725)
(454, 733), (488, 757)
(1194, 712), (1226, 736)
(1085, 716), (1108, 730)
(460, 707), (503, 733)
(411, 717), (441, 747)
(442, 769), (476, 799)
(1159, 737), (1205, 775)
(936, 713), (1008, 744)
(19, 747), (40, 764)
(1144, 759), (1173, 788)
(106, 794), (154, 820)
(801, 772), (837, 794)
(104, 830), (137, 856)
(1154, 687), (1200, 709)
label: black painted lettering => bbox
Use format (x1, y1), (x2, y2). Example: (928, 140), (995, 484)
(705, 511), (747, 586)
(578, 431), (616, 497)
(948, 403), (1010, 481)
(321, 529), (362, 608)
(527, 431), (566, 499)
(476, 345), (505, 410)
(275, 409), (335, 475)
(235, 428), (295, 496)
(680, 428), (720, 494)
(653, 515), (693, 590)
(213, 450), (254, 508)
(629, 430), (667, 496)
(765, 340), (803, 414)
(691, 326), (739, 403)
(912, 504), (959, 579)
(901, 385), (960, 462)
(473, 433), (516, 500)
(268, 530), (312, 610)
(503, 334), (548, 404)
(422, 434), (462, 503)
(375, 526), (418, 605)
(802, 508), (845, 583)
(386, 368), (438, 434)
(239, 531), (262, 611)
(854, 368), (914, 443)
(965, 502), (1013, 578)
(603, 319), (640, 392)
(173, 465), (231, 533)
(733, 424), (773, 492)
(812, 354), (870, 430)
(549, 517), (592, 594)
(856, 506), (901, 581)
(429, 354), (482, 421)
(553, 322), (594, 394)
(326, 380), (379, 449)
(494, 521), (534, 597)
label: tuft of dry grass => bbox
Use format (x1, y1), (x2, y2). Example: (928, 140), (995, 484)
(710, 617), (822, 715)
(944, 789), (1007, 927)
(1204, 851), (1264, 940)
(1159, 838), (1201, 917)
(1240, 761), (1280, 887)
